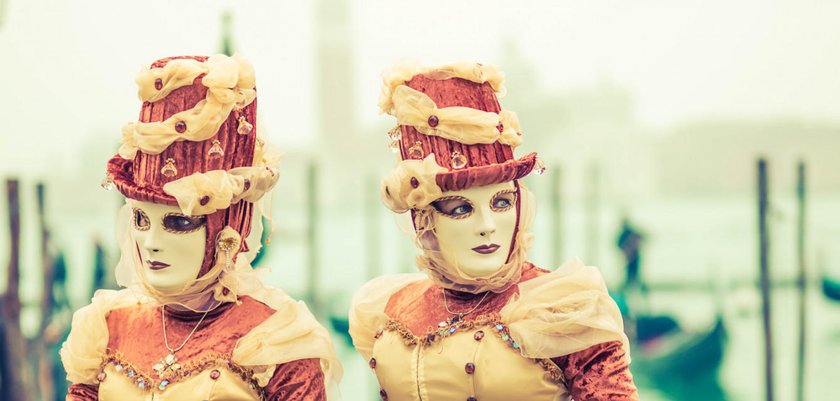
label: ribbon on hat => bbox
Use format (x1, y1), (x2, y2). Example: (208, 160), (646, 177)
(379, 61), (506, 115)
(390, 85), (524, 148)
(162, 165), (280, 216)
(380, 154), (446, 213)
(119, 54), (257, 159)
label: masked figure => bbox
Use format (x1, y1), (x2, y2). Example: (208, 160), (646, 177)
(349, 62), (638, 400)
(61, 55), (341, 401)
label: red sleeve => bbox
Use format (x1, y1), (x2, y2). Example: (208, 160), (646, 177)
(66, 383), (99, 401)
(552, 341), (639, 401)
(263, 358), (326, 401)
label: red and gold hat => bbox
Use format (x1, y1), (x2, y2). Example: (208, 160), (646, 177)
(379, 62), (544, 213)
(103, 54), (279, 277)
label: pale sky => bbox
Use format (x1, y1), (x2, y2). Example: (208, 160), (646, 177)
(1, 0), (839, 177)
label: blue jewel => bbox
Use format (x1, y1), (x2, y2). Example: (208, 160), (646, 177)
(495, 324), (503, 331)
(449, 327), (456, 333)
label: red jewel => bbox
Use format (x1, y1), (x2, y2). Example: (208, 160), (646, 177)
(154, 78), (163, 90)
(410, 177), (419, 188)
(200, 196), (210, 206)
(427, 115), (439, 128)
(243, 179), (251, 191)
(465, 362), (475, 374)
(380, 388), (388, 401)
(473, 330), (485, 341)
(496, 123), (504, 132)
(369, 358), (377, 369)
(210, 370), (221, 380)
(175, 121), (187, 133)
(222, 287), (230, 296)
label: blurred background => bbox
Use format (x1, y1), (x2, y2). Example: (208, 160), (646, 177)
(1, 0), (839, 400)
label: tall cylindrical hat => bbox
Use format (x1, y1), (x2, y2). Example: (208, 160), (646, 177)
(380, 62), (543, 213)
(104, 54), (279, 281)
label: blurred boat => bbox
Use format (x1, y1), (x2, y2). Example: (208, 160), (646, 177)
(822, 276), (840, 302)
(632, 315), (727, 379)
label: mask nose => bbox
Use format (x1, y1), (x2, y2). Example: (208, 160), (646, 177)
(475, 208), (497, 238)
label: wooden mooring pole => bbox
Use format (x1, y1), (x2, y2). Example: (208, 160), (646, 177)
(757, 159), (774, 401)
(795, 161), (807, 401)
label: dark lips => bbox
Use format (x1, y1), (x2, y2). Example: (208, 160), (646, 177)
(472, 244), (500, 254)
(147, 260), (170, 270)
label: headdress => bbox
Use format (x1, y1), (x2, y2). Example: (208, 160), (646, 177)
(378, 61), (544, 293)
(103, 54), (280, 307)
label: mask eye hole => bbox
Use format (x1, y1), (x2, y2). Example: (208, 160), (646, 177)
(432, 196), (474, 219)
(490, 189), (517, 212)
(162, 213), (207, 234)
(132, 208), (150, 231)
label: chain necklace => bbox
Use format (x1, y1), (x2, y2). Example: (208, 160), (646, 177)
(438, 290), (491, 329)
(152, 305), (212, 378)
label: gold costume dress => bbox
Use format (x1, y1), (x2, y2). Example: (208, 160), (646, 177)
(350, 260), (638, 401)
(62, 289), (338, 401)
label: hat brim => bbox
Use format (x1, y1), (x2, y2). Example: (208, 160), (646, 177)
(107, 155), (179, 206)
(435, 152), (537, 192)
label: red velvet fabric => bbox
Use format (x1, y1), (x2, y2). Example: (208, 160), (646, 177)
(383, 262), (639, 400)
(107, 55), (259, 276)
(396, 74), (536, 192)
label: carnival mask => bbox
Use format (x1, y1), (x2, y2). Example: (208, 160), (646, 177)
(131, 200), (207, 292)
(432, 181), (518, 277)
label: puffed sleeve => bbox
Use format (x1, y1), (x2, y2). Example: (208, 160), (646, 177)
(553, 341), (639, 401)
(263, 359), (325, 401)
(66, 383), (99, 401)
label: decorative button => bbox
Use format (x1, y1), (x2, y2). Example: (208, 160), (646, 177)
(200, 196), (210, 206)
(237, 116), (253, 135)
(465, 362), (476, 374)
(210, 370), (221, 380)
(408, 141), (424, 159)
(369, 358), (377, 369)
(208, 139), (224, 158)
(154, 78), (163, 90)
(427, 115), (439, 128)
(175, 121), (187, 133)
(96, 372), (107, 382)
(474, 330), (484, 341)
(450, 151), (467, 169)
(496, 122), (504, 133)
(380, 388), (388, 401)
(410, 177), (419, 188)
(161, 158), (178, 178)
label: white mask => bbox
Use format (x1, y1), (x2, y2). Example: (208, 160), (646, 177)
(431, 182), (518, 278)
(130, 201), (207, 293)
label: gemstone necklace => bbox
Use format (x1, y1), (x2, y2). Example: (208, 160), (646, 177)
(152, 305), (212, 379)
(438, 290), (490, 330)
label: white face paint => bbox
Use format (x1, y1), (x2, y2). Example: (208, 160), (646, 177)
(131, 201), (207, 292)
(432, 181), (518, 277)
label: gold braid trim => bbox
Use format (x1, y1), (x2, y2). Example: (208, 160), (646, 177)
(100, 350), (265, 398)
(381, 316), (568, 386)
